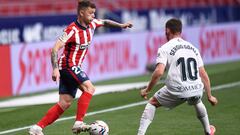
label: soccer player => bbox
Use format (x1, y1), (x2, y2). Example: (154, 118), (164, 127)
(29, 1), (132, 135)
(137, 18), (218, 135)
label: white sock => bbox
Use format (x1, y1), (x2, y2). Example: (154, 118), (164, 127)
(138, 103), (156, 135)
(194, 101), (211, 134)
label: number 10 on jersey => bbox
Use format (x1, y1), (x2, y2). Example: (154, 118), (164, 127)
(177, 57), (198, 81)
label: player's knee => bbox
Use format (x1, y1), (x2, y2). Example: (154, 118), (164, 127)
(84, 86), (95, 94)
(142, 103), (156, 121)
(59, 101), (72, 110)
(149, 97), (161, 108)
(80, 81), (95, 94)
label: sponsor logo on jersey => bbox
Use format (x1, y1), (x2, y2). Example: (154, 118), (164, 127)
(177, 83), (202, 92)
(79, 43), (90, 50)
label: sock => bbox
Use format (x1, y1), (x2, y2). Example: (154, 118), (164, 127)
(37, 103), (64, 129)
(76, 92), (93, 121)
(138, 103), (156, 135)
(194, 101), (211, 134)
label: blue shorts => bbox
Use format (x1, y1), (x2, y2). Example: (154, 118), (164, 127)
(59, 66), (89, 98)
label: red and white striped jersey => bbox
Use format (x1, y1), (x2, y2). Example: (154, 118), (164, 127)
(58, 19), (104, 70)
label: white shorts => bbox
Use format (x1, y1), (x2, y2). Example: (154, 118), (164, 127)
(154, 86), (202, 109)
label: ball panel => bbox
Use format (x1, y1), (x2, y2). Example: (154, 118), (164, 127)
(89, 120), (109, 135)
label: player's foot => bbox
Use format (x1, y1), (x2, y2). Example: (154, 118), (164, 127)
(72, 121), (91, 134)
(206, 125), (216, 135)
(209, 125), (216, 135)
(29, 125), (44, 135)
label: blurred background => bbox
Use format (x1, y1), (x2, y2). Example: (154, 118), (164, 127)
(0, 0), (240, 97)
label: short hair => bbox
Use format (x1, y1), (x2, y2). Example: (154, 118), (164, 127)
(165, 18), (182, 34)
(77, 0), (96, 14)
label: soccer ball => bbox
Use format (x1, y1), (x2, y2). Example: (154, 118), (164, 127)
(89, 120), (109, 135)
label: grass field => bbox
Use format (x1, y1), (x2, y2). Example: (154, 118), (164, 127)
(0, 61), (240, 135)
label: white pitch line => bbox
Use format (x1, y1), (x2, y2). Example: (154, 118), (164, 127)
(0, 81), (240, 135)
(211, 81), (240, 91)
(56, 101), (147, 122)
(0, 82), (149, 108)
(0, 101), (147, 135)
(0, 126), (30, 135)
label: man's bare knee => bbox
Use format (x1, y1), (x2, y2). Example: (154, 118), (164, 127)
(59, 101), (72, 110)
(149, 97), (161, 108)
(80, 81), (95, 94)
(59, 94), (73, 110)
(85, 87), (95, 94)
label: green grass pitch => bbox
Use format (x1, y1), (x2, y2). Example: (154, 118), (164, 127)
(0, 61), (240, 135)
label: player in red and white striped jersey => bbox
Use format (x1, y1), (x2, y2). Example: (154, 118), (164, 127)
(29, 1), (132, 135)
(58, 18), (104, 69)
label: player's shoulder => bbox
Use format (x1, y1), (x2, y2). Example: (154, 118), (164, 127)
(64, 22), (78, 31)
(66, 22), (76, 28)
(159, 39), (174, 52)
(157, 44), (171, 58)
(90, 19), (104, 29)
(92, 19), (103, 24)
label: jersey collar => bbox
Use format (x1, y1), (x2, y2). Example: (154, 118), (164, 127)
(171, 37), (183, 42)
(75, 20), (89, 30)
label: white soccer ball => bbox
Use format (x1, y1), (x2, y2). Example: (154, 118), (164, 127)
(89, 120), (109, 135)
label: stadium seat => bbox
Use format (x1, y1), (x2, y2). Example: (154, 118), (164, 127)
(0, 0), (239, 16)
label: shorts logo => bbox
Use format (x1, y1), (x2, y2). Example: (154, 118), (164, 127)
(80, 72), (87, 78)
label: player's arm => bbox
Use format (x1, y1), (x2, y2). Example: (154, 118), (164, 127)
(199, 67), (218, 106)
(102, 19), (133, 29)
(141, 63), (165, 99)
(51, 39), (65, 82)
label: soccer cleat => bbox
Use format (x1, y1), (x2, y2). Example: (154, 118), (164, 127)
(209, 125), (216, 135)
(28, 125), (44, 135)
(72, 121), (91, 134)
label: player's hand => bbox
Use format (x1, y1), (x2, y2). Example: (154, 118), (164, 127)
(52, 68), (60, 84)
(140, 88), (150, 100)
(121, 22), (133, 29)
(208, 96), (218, 106)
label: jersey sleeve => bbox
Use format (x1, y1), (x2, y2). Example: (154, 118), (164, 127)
(156, 48), (168, 65)
(59, 27), (75, 44)
(196, 50), (204, 67)
(91, 19), (104, 29)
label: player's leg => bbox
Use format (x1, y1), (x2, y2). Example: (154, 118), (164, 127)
(76, 80), (95, 121)
(193, 100), (214, 135)
(137, 97), (160, 135)
(67, 66), (95, 133)
(36, 68), (78, 129)
(29, 69), (77, 135)
(137, 86), (184, 135)
(72, 80), (95, 133)
(37, 94), (73, 128)
(29, 94), (73, 135)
